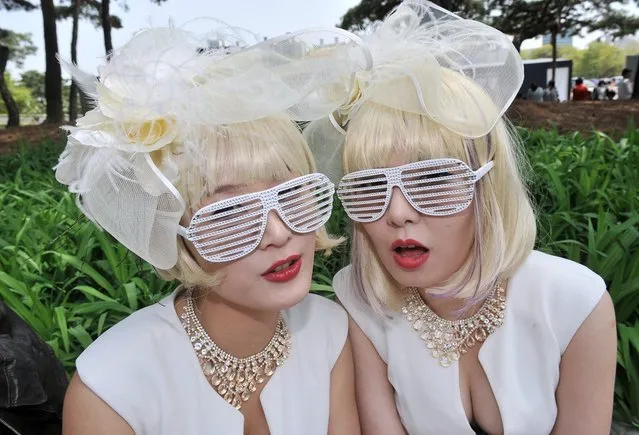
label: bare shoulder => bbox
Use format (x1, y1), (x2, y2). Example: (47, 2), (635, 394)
(552, 291), (616, 434)
(565, 289), (616, 354)
(63, 373), (134, 435)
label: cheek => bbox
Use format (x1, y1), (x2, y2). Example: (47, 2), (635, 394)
(211, 257), (260, 301)
(431, 211), (475, 254)
(361, 221), (388, 249)
(300, 233), (316, 254)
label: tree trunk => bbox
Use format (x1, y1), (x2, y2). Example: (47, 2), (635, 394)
(101, 0), (113, 56)
(512, 35), (523, 53)
(69, 0), (80, 122)
(632, 63), (639, 99)
(0, 45), (19, 127)
(551, 29), (557, 83)
(40, 0), (63, 123)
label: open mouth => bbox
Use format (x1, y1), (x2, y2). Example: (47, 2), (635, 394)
(391, 239), (430, 269)
(262, 254), (302, 282)
(273, 260), (295, 272)
(393, 244), (429, 256)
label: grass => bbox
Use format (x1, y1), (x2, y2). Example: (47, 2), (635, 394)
(0, 129), (637, 426)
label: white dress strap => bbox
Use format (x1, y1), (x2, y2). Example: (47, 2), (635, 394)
(332, 266), (389, 362)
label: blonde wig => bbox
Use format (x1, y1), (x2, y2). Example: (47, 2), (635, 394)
(343, 70), (536, 313)
(157, 116), (343, 289)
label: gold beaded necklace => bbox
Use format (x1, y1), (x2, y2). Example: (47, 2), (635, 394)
(180, 295), (291, 409)
(402, 282), (506, 367)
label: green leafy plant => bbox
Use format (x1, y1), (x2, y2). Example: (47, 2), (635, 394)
(0, 127), (637, 425)
(616, 322), (639, 428)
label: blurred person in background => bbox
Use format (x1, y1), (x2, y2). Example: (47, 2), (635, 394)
(543, 80), (559, 102)
(526, 82), (544, 101)
(572, 77), (590, 101)
(617, 68), (633, 100)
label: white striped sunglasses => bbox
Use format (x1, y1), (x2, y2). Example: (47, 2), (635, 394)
(178, 173), (334, 262)
(337, 158), (493, 222)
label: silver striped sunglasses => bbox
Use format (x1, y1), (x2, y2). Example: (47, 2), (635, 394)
(337, 158), (493, 222)
(178, 173), (334, 262)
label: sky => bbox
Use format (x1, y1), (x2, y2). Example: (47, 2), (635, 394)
(2, 0), (362, 76)
(0, 0), (632, 77)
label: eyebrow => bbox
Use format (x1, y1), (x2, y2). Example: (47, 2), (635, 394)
(212, 183), (249, 195)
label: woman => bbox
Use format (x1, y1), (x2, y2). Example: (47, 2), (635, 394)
(307, 1), (617, 434)
(58, 24), (371, 435)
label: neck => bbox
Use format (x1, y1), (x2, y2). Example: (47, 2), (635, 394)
(190, 288), (281, 358)
(419, 289), (482, 321)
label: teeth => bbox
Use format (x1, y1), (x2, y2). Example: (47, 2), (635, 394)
(273, 261), (293, 272)
(406, 245), (416, 248)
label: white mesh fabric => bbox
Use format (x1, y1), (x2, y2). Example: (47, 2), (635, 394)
(56, 148), (185, 270)
(363, 2), (523, 137)
(181, 28), (372, 126)
(302, 116), (346, 184)
(305, 0), (523, 180)
(56, 25), (370, 269)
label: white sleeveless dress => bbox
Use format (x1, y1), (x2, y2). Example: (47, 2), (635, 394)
(75, 291), (347, 435)
(333, 250), (606, 435)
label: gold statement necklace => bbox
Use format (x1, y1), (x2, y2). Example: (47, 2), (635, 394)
(402, 282), (506, 367)
(180, 295), (291, 409)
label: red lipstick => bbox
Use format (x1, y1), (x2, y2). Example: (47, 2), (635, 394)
(391, 239), (429, 270)
(262, 254), (302, 283)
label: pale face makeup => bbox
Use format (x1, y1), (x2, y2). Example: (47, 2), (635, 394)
(184, 178), (318, 313)
(358, 155), (476, 290)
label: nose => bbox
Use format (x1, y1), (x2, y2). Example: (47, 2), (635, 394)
(385, 186), (420, 228)
(259, 210), (293, 250)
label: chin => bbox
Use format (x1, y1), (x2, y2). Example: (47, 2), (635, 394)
(385, 261), (442, 289)
(259, 280), (310, 311)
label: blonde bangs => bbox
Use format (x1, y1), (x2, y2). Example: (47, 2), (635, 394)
(178, 116), (315, 211)
(343, 102), (489, 177)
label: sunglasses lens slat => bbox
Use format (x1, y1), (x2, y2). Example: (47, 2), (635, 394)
(288, 203), (333, 231)
(285, 191), (333, 219)
(188, 214), (263, 241)
(402, 160), (475, 215)
(187, 195), (265, 262)
(192, 198), (261, 223)
(337, 172), (388, 222)
(196, 225), (263, 248)
(202, 242), (261, 261)
(409, 187), (474, 200)
(281, 176), (334, 232)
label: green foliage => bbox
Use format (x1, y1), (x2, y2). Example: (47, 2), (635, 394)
(0, 72), (38, 114)
(575, 41), (626, 78)
(0, 128), (637, 424)
(522, 128), (639, 425)
(521, 44), (582, 61)
(0, 0), (37, 11)
(20, 70), (45, 110)
(0, 142), (177, 369)
(0, 28), (36, 68)
(487, 0), (639, 51)
(617, 322), (639, 428)
(521, 41), (628, 78)
(55, 0), (123, 30)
